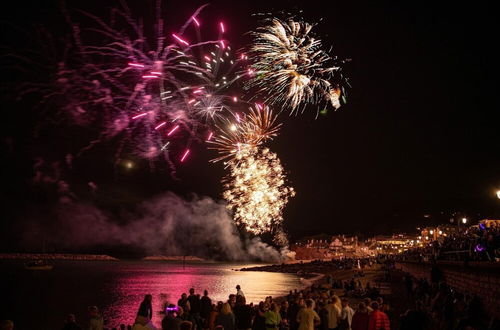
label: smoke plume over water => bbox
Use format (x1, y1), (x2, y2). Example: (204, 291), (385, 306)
(23, 192), (288, 262)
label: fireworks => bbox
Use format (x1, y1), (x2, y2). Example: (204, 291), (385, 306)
(21, 1), (247, 174)
(223, 146), (295, 235)
(247, 17), (349, 114)
(17, 2), (354, 242)
(209, 105), (281, 162)
(209, 106), (294, 235)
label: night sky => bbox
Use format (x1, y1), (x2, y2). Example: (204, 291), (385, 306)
(0, 0), (498, 251)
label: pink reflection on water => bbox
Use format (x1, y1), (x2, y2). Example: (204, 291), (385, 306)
(102, 263), (302, 328)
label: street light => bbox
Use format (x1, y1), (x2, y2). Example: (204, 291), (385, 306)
(496, 190), (500, 199)
(462, 217), (467, 224)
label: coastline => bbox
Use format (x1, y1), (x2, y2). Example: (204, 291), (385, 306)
(239, 260), (365, 300)
(0, 253), (119, 261)
(0, 253), (210, 262)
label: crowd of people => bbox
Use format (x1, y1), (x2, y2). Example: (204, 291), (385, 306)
(400, 273), (493, 330)
(1, 264), (496, 330)
(36, 276), (394, 330)
(399, 224), (500, 263)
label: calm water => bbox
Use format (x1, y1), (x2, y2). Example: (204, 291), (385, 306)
(0, 261), (302, 329)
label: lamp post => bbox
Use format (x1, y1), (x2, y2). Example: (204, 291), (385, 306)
(496, 190), (500, 199)
(459, 217), (467, 232)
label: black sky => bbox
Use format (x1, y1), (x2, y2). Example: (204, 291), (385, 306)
(0, 0), (498, 249)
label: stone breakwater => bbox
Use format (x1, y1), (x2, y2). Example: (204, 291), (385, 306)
(142, 255), (205, 261)
(0, 253), (119, 261)
(240, 263), (319, 278)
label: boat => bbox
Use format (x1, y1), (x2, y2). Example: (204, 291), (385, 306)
(25, 235), (54, 270)
(24, 259), (53, 270)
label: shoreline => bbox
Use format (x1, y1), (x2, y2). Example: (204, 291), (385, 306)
(0, 253), (210, 262)
(0, 253), (119, 261)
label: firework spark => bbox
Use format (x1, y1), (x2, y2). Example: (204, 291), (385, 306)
(247, 17), (349, 114)
(209, 105), (281, 162)
(210, 106), (293, 235)
(223, 146), (295, 235)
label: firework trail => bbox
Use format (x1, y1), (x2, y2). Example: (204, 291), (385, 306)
(246, 17), (350, 115)
(21, 1), (246, 174)
(209, 106), (294, 237)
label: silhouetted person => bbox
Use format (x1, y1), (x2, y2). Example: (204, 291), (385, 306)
(296, 299), (319, 330)
(351, 303), (369, 330)
(138, 294), (153, 320)
(216, 303), (235, 330)
(236, 285), (245, 298)
(62, 314), (83, 330)
(88, 306), (104, 330)
(178, 293), (191, 313)
(162, 305), (183, 330)
(367, 302), (389, 330)
(188, 288), (201, 314)
(201, 290), (213, 327)
(234, 296), (253, 330)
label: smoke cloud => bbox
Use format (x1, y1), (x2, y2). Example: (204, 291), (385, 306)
(23, 192), (287, 262)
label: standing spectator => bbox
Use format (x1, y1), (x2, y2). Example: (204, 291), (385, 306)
(317, 301), (329, 330)
(216, 303), (235, 330)
(288, 298), (304, 330)
(253, 302), (268, 330)
(88, 306), (104, 330)
(188, 289), (201, 315)
(339, 299), (354, 330)
(296, 299), (320, 330)
(234, 296), (254, 330)
(264, 303), (282, 330)
(178, 294), (191, 314)
(200, 290), (212, 328)
(209, 304), (222, 330)
(236, 285), (245, 298)
(280, 301), (290, 330)
(351, 303), (369, 330)
(188, 289), (202, 330)
(162, 304), (183, 330)
(367, 302), (389, 330)
(138, 295), (153, 320)
(363, 299), (373, 313)
(229, 295), (237, 309)
(325, 296), (341, 330)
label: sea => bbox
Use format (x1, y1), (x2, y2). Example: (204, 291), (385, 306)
(0, 260), (303, 329)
